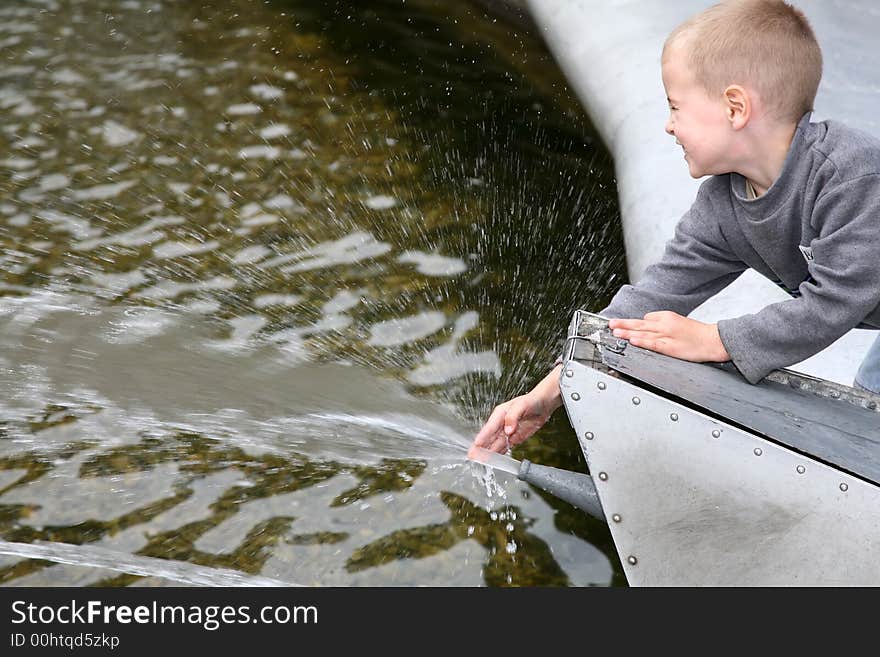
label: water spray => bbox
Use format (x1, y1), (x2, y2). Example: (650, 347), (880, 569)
(467, 446), (604, 520)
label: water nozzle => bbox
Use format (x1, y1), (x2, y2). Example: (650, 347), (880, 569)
(517, 459), (605, 521)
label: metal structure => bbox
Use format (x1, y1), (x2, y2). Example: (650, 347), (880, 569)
(552, 310), (880, 586)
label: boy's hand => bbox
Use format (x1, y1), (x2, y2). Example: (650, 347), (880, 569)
(608, 311), (730, 363)
(470, 365), (563, 455)
(469, 392), (553, 455)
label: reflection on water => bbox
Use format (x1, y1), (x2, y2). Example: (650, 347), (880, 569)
(0, 0), (627, 585)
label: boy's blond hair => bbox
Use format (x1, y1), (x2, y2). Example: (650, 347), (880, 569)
(663, 0), (823, 124)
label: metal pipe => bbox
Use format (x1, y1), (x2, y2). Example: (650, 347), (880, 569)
(517, 459), (605, 521)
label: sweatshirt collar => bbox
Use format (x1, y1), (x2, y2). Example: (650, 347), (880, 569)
(730, 111), (814, 217)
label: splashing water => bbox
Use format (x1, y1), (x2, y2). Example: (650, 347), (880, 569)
(0, 540), (298, 587)
(0, 0), (626, 587)
(465, 446), (520, 500)
(467, 445), (521, 476)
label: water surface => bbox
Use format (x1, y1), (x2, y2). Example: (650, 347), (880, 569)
(0, 0), (627, 586)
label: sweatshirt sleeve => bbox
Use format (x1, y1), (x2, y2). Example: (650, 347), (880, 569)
(601, 182), (747, 319)
(554, 180), (746, 365)
(717, 173), (880, 383)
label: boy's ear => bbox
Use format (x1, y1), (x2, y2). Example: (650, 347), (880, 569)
(723, 85), (750, 129)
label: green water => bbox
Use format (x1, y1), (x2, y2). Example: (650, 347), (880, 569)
(0, 0), (627, 586)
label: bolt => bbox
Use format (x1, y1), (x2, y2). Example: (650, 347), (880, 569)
(627, 555), (638, 566)
(796, 465), (806, 474)
(571, 392), (580, 401)
(869, 401), (877, 411)
(830, 390), (840, 399)
(711, 429), (721, 438)
(754, 448), (763, 456)
(612, 514), (621, 523)
(565, 369), (574, 378)
(840, 483), (848, 492)
(585, 432), (594, 440)
(632, 396), (641, 405)
(597, 382), (606, 390)
(598, 472), (608, 481)
(670, 413), (678, 421)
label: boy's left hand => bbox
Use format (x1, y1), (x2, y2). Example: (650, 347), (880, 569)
(608, 311), (730, 363)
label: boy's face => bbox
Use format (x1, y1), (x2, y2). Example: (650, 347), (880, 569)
(662, 46), (735, 178)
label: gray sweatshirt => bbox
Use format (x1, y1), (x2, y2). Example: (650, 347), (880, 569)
(600, 112), (880, 384)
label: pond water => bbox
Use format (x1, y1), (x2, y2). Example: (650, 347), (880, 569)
(0, 0), (627, 586)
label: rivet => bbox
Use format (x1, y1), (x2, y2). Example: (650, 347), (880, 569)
(796, 465), (806, 474)
(840, 483), (848, 492)
(571, 392), (580, 401)
(612, 514), (621, 523)
(632, 396), (641, 405)
(597, 382), (606, 390)
(627, 555), (637, 566)
(869, 401), (877, 411)
(585, 431), (594, 440)
(830, 390), (840, 399)
(670, 413), (678, 421)
(711, 429), (721, 438)
(598, 472), (608, 481)
(565, 369), (574, 378)
(754, 448), (763, 456)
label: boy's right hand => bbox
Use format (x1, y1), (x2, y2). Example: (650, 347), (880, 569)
(469, 365), (564, 455)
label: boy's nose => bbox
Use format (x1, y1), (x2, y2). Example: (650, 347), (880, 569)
(665, 117), (674, 135)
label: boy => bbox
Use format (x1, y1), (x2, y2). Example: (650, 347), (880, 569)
(472, 0), (880, 455)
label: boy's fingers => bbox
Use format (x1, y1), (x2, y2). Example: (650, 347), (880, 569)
(473, 404), (508, 448)
(628, 335), (652, 349)
(473, 425), (500, 449)
(489, 434), (510, 454)
(503, 399), (527, 436)
(609, 318), (638, 330)
(630, 335), (671, 355)
(473, 397), (537, 454)
(612, 327), (661, 340)
(610, 318), (655, 332)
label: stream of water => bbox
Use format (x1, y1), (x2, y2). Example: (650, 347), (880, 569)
(0, 0), (628, 586)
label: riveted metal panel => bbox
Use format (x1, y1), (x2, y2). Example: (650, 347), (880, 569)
(600, 341), (880, 485)
(566, 309), (880, 485)
(560, 360), (880, 586)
